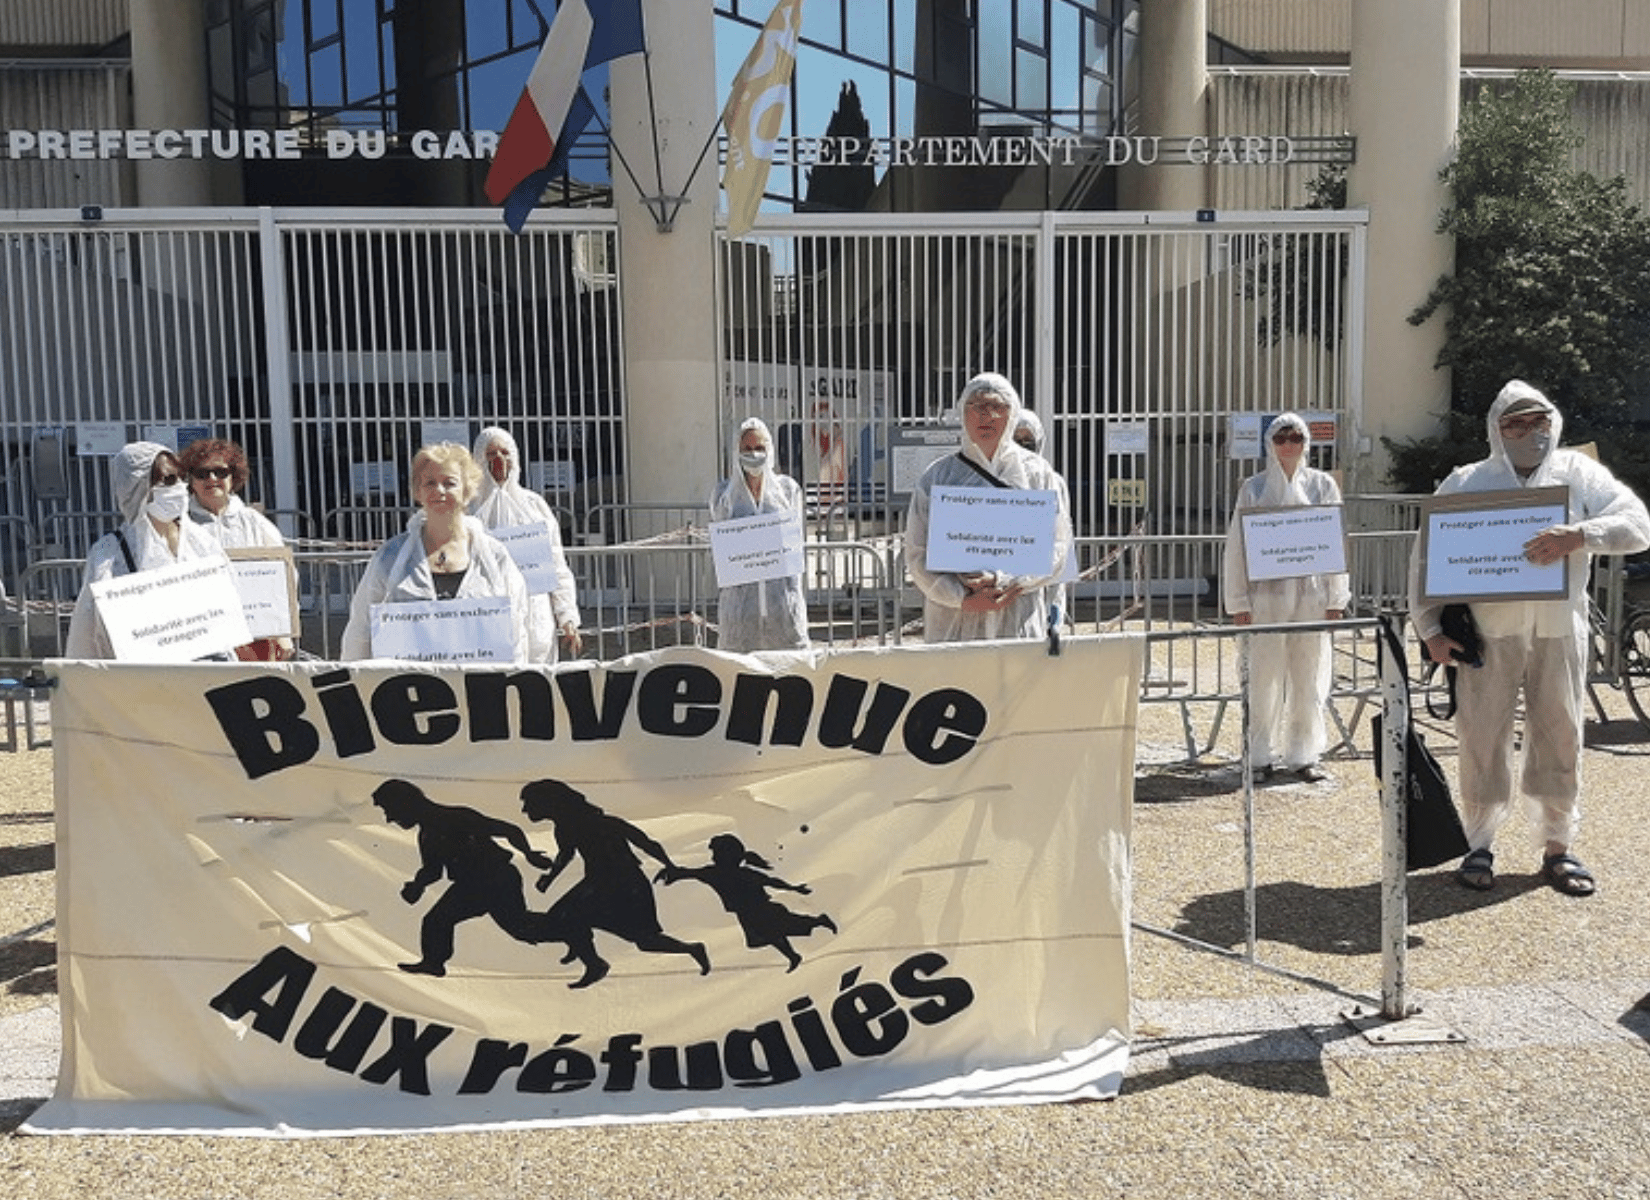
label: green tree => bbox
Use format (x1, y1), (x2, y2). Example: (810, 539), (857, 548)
(1386, 70), (1650, 494)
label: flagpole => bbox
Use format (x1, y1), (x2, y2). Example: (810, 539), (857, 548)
(578, 82), (684, 233)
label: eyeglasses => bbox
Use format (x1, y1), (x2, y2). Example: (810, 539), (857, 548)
(1271, 432), (1306, 445)
(966, 400), (1010, 417)
(191, 466), (232, 480)
(1498, 414), (1551, 438)
(150, 468), (181, 486)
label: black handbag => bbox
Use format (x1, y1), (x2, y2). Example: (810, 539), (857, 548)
(1372, 621), (1471, 871)
(1420, 603), (1483, 719)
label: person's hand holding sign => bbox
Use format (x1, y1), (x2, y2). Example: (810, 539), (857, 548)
(1523, 524), (1584, 567)
(959, 571), (1024, 613)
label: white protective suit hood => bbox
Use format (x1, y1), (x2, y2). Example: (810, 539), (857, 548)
(471, 426), (531, 524)
(110, 441), (174, 524)
(955, 372), (1037, 482)
(1256, 412), (1313, 506)
(732, 416), (777, 492)
(1485, 379), (1563, 483)
(1014, 409), (1046, 454)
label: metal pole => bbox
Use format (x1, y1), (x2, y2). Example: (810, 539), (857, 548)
(1377, 612), (1412, 1019)
(1239, 627), (1258, 962)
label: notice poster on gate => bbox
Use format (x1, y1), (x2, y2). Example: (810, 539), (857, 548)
(35, 637), (1141, 1135)
(90, 555), (252, 662)
(925, 486), (1059, 576)
(1238, 505), (1348, 582)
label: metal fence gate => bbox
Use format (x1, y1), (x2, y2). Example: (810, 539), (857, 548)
(2, 207), (1367, 640)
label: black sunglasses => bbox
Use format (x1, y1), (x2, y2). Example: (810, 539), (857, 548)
(1272, 432), (1306, 445)
(191, 466), (233, 480)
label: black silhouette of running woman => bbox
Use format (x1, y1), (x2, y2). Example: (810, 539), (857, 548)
(519, 779), (711, 988)
(371, 778), (556, 976)
(659, 833), (835, 971)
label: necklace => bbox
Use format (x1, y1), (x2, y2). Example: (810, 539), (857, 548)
(436, 549), (447, 568)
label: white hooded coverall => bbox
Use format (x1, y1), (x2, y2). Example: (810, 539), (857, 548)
(1409, 381), (1650, 851)
(1222, 412), (1351, 770)
(65, 441), (226, 659)
(709, 417), (810, 653)
(905, 373), (1072, 644)
(468, 427), (582, 664)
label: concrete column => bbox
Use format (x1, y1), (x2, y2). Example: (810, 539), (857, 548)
(1120, 0), (1207, 212)
(129, 0), (217, 206)
(1348, 0), (1459, 492)
(608, 0), (721, 533)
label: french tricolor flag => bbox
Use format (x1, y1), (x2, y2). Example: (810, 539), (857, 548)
(485, 0), (646, 233)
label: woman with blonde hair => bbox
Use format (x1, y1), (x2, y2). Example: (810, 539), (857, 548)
(341, 442), (533, 661)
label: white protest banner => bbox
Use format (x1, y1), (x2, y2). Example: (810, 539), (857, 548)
(709, 511), (805, 588)
(90, 555), (252, 662)
(1419, 486), (1570, 603)
(489, 522), (561, 594)
(34, 636), (1141, 1135)
(227, 547), (298, 639)
(1239, 505), (1348, 582)
(925, 486), (1058, 576)
(369, 596), (516, 663)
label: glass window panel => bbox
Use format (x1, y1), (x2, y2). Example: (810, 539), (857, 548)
(802, 0), (843, 51)
(309, 42), (343, 109)
(208, 22), (236, 107)
(466, 0), (508, 60)
(845, 0), (888, 62)
(792, 45), (839, 142)
(979, 0), (1012, 107)
(1084, 76), (1113, 135)
(1050, 5), (1080, 112)
(381, 20), (397, 100)
(892, 2), (915, 73)
(512, 0), (546, 46)
(893, 75), (915, 138)
(1084, 15), (1111, 74)
(1016, 0), (1044, 49)
(249, 4), (279, 74)
(345, 3), (382, 103)
(309, 0), (339, 45)
(1014, 48), (1046, 114)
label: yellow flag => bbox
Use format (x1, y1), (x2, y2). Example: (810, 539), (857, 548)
(721, 0), (805, 239)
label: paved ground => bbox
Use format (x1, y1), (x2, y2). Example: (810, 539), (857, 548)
(4, 678), (1650, 1199)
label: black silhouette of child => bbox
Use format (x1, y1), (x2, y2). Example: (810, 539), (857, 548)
(659, 833), (835, 971)
(519, 778), (711, 988)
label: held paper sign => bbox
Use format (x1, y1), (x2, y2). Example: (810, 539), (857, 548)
(709, 511), (805, 588)
(1419, 486), (1570, 603)
(1239, 505), (1348, 582)
(926, 486), (1058, 576)
(91, 555), (252, 662)
(369, 597), (516, 663)
(490, 523), (561, 594)
(226, 548), (298, 639)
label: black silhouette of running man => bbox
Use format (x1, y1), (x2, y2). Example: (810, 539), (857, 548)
(519, 779), (711, 988)
(372, 778), (556, 977)
(659, 833), (836, 971)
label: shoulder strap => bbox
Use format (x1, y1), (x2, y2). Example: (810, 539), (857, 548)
(953, 452), (1013, 489)
(114, 528), (138, 574)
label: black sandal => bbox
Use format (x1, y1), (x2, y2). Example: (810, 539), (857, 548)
(1455, 848), (1494, 891)
(1541, 852), (1597, 898)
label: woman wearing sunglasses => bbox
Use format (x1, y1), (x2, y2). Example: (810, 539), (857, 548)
(65, 441), (224, 658)
(180, 437), (293, 660)
(1221, 412), (1350, 783)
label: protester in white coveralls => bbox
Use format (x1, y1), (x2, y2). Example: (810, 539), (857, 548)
(469, 426), (583, 663)
(709, 417), (810, 653)
(1223, 412), (1350, 782)
(1411, 380), (1650, 896)
(180, 436), (292, 661)
(65, 441), (224, 659)
(341, 442), (534, 662)
(905, 372), (1072, 643)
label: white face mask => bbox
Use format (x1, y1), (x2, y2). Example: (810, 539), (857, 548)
(739, 450), (768, 475)
(1506, 430), (1552, 472)
(145, 481), (189, 522)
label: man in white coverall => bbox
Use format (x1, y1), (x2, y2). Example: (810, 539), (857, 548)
(1223, 412), (1350, 782)
(1411, 380), (1650, 896)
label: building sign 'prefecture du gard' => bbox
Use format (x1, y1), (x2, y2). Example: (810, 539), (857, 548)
(4, 129), (1318, 168)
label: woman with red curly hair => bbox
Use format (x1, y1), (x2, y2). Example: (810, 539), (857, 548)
(180, 437), (291, 660)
